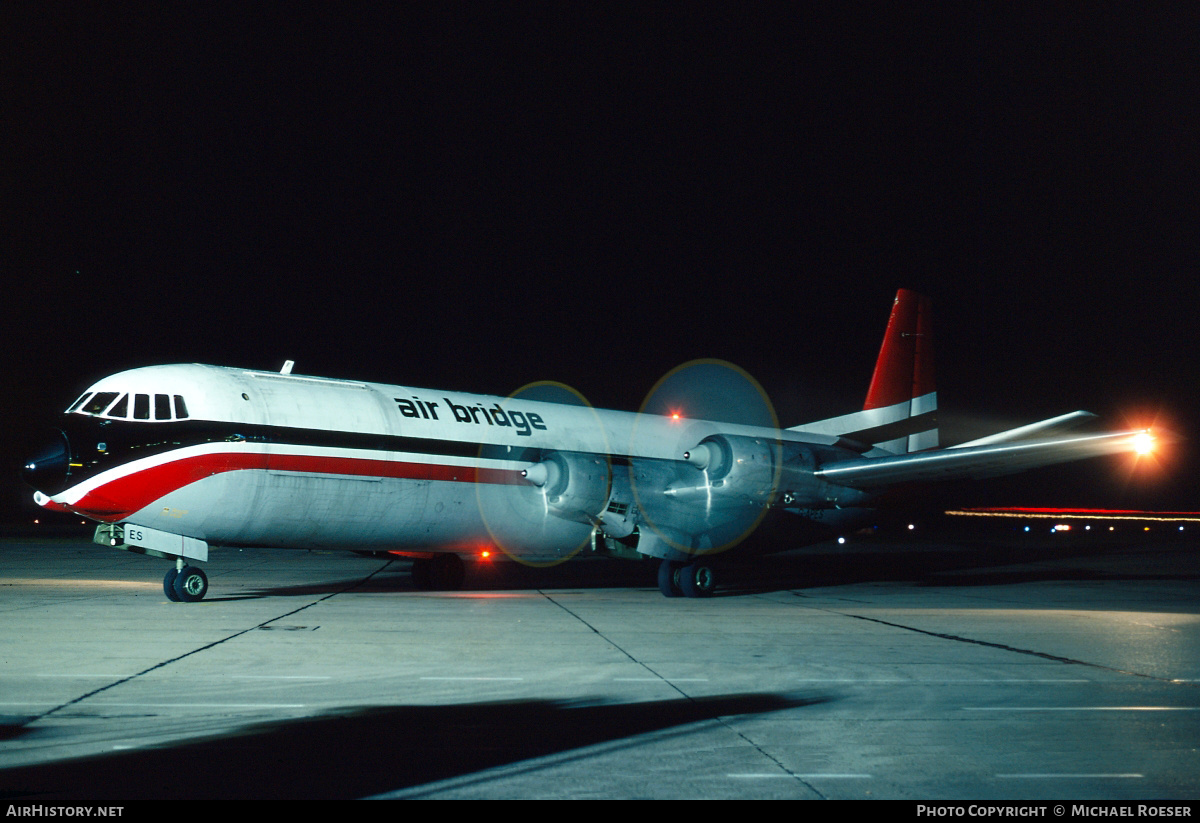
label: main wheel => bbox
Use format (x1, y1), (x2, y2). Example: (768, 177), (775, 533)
(429, 554), (465, 590)
(679, 561), (716, 598)
(658, 560), (683, 597)
(410, 558), (432, 590)
(163, 568), (181, 602)
(172, 565), (208, 602)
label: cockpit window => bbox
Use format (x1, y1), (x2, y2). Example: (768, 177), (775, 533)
(72, 389), (190, 421)
(82, 392), (120, 415)
(107, 394), (129, 418)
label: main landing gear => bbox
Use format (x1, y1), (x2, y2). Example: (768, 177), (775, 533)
(410, 554), (466, 591)
(658, 559), (717, 598)
(164, 560), (209, 602)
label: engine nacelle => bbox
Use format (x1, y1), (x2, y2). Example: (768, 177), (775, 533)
(777, 441), (873, 509)
(522, 451), (611, 524)
(683, 435), (873, 510)
(683, 434), (779, 502)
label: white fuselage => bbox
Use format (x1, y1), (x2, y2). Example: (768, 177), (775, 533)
(38, 364), (848, 563)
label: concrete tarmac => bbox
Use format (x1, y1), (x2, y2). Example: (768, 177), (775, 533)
(0, 525), (1197, 800)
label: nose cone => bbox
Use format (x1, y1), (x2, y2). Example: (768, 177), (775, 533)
(22, 428), (71, 494)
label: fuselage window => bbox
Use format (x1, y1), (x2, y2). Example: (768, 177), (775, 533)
(154, 394), (172, 420)
(133, 394), (150, 420)
(82, 392), (119, 415)
(107, 394), (129, 418)
(174, 395), (189, 419)
(68, 392), (93, 413)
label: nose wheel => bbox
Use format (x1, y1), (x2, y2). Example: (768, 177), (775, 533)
(164, 563), (209, 602)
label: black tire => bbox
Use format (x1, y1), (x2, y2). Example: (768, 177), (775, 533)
(163, 568), (181, 602)
(410, 558), (432, 590)
(658, 560), (683, 597)
(679, 562), (716, 598)
(173, 565), (208, 602)
(430, 554), (465, 590)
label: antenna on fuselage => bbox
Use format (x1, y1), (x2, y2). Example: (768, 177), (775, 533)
(280, 360), (295, 375)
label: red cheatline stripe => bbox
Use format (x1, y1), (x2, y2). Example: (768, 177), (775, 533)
(58, 451), (525, 522)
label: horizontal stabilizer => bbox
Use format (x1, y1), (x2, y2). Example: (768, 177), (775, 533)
(815, 429), (1154, 490)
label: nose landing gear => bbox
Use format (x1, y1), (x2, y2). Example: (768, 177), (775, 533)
(164, 561), (209, 602)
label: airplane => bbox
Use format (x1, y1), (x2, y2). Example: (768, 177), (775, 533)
(20, 290), (1159, 601)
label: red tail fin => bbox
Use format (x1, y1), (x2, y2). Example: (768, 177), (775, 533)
(863, 290), (937, 451)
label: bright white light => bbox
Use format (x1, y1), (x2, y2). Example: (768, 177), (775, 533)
(1134, 431), (1155, 455)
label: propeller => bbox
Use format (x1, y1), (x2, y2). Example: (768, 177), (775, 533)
(475, 380), (611, 568)
(639, 358), (779, 429)
(629, 359), (782, 559)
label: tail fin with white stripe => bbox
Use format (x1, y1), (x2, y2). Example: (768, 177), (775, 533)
(789, 289), (938, 453)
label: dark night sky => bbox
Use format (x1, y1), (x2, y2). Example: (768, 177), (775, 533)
(3, 5), (1198, 521)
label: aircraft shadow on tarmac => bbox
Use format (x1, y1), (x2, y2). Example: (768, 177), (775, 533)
(725, 535), (1200, 593)
(228, 533), (1198, 600)
(233, 555), (660, 600)
(0, 693), (825, 800)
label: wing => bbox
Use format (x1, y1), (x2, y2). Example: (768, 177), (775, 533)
(814, 428), (1155, 489)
